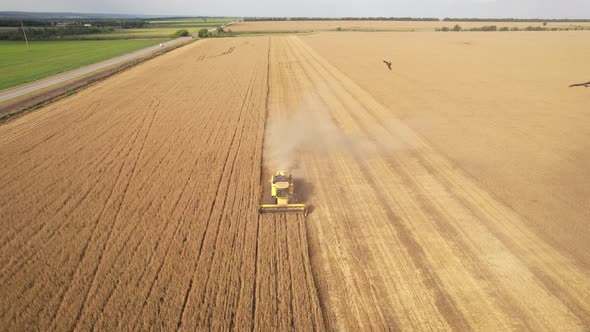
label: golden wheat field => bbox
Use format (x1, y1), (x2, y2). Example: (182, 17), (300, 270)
(1, 28), (590, 330)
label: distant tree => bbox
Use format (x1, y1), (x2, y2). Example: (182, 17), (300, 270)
(543, 21), (548, 26)
(172, 29), (189, 38)
(198, 28), (209, 38)
(452, 24), (462, 31)
(441, 26), (450, 32)
(499, 26), (509, 31)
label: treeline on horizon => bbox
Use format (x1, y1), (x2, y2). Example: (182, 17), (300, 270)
(0, 27), (119, 41)
(243, 17), (439, 21)
(0, 19), (147, 28)
(441, 17), (590, 22)
(0, 19), (147, 41)
(244, 17), (590, 22)
(437, 24), (589, 32)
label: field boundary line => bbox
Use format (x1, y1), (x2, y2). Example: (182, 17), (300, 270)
(251, 36), (271, 329)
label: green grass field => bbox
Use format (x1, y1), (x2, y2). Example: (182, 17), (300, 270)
(0, 39), (165, 90)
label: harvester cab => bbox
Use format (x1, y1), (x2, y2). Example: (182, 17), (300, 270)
(259, 171), (306, 215)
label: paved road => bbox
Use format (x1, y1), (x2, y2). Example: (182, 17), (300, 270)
(0, 36), (192, 104)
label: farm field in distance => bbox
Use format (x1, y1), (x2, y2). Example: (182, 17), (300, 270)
(1, 21), (590, 330)
(0, 39), (166, 90)
(147, 18), (235, 27)
(73, 18), (236, 40)
(72, 28), (205, 39)
(230, 19), (590, 32)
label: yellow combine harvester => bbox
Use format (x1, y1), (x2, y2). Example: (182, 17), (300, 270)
(259, 171), (306, 214)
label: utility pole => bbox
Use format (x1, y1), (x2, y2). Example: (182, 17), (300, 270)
(20, 20), (29, 49)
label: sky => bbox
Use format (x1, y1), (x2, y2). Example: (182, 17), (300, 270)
(3, 0), (590, 19)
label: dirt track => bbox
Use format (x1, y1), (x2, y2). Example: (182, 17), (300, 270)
(1, 32), (590, 330)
